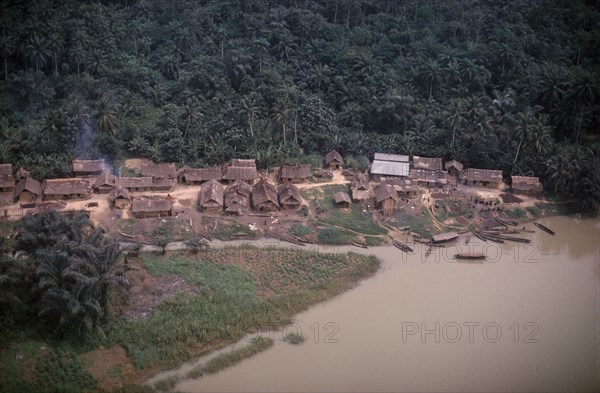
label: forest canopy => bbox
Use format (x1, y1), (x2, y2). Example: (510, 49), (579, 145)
(0, 0), (599, 207)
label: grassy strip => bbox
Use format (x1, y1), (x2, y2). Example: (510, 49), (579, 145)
(203, 337), (273, 375)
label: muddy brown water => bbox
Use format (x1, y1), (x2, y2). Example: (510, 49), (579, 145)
(152, 215), (599, 392)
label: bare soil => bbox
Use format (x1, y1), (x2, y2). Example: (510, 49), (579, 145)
(122, 259), (199, 320)
(81, 346), (134, 391)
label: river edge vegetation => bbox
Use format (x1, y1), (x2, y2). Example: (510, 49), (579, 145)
(0, 0), (599, 208)
(0, 211), (380, 392)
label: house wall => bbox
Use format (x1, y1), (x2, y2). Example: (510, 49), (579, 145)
(282, 201), (301, 210)
(255, 202), (278, 212)
(96, 186), (114, 194)
(134, 210), (171, 218)
(328, 162), (341, 170)
(114, 199), (129, 209)
(335, 201), (350, 208)
(17, 191), (38, 203)
(202, 205), (222, 214)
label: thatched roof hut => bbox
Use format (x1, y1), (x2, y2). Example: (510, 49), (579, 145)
(178, 167), (222, 184)
(252, 179), (279, 212)
(14, 177), (41, 203)
(199, 179), (224, 213)
(72, 159), (105, 176)
(325, 150), (343, 169)
(280, 165), (311, 183)
(224, 180), (252, 215)
(333, 191), (351, 208)
(131, 198), (172, 218)
(278, 183), (302, 209)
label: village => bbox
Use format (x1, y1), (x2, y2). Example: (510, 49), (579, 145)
(0, 151), (545, 249)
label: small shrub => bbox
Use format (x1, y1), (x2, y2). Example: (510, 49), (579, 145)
(285, 332), (305, 345)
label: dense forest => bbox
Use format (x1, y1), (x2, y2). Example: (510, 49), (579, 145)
(0, 0), (599, 207)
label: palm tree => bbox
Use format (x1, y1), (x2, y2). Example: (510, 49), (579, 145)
(180, 98), (203, 139)
(444, 99), (466, 147)
(26, 36), (50, 73)
(238, 97), (261, 138)
(0, 31), (15, 80)
(417, 59), (440, 100)
(93, 94), (118, 138)
(529, 115), (554, 156)
(273, 98), (291, 145)
(46, 27), (64, 77)
(512, 112), (533, 164)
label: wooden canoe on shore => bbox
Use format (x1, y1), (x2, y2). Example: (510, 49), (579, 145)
(495, 217), (519, 226)
(475, 231), (504, 243)
(472, 231), (488, 242)
(455, 252), (486, 260)
(352, 242), (368, 249)
(534, 222), (555, 235)
(393, 240), (414, 253)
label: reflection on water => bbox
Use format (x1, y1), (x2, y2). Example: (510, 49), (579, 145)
(162, 216), (599, 393)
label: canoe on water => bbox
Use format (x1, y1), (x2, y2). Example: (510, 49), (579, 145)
(534, 222), (555, 235)
(455, 252), (486, 260)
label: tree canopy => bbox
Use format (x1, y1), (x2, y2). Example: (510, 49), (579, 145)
(0, 0), (599, 206)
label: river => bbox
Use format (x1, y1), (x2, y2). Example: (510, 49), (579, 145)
(156, 215), (599, 392)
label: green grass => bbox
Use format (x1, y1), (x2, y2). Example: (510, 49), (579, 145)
(316, 227), (356, 244)
(504, 207), (527, 219)
(0, 344), (96, 393)
(394, 208), (435, 238)
(153, 375), (180, 392)
(525, 205), (541, 218)
(290, 224), (312, 237)
(285, 332), (305, 345)
(432, 199), (472, 222)
(203, 337), (273, 374)
(214, 221), (259, 240)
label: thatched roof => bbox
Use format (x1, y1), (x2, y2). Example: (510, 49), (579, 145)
(374, 184), (399, 204)
(230, 158), (256, 167)
(131, 198), (171, 213)
(252, 179), (279, 208)
(280, 165), (311, 179)
(151, 177), (176, 189)
(374, 153), (409, 162)
(223, 166), (257, 181)
(115, 177), (153, 189)
(43, 179), (89, 196)
(371, 160), (410, 177)
(72, 159), (105, 174)
(413, 156), (443, 171)
(110, 187), (130, 201)
(325, 150), (343, 164)
(178, 167), (222, 182)
(334, 191), (351, 204)
(511, 176), (543, 192)
(460, 168), (503, 183)
(351, 172), (370, 191)
(94, 172), (116, 188)
(0, 177), (14, 188)
(278, 183), (302, 205)
(444, 160), (464, 172)
(200, 179), (224, 207)
(225, 181), (252, 213)
(409, 169), (448, 183)
(15, 177), (41, 197)
(0, 164), (12, 176)
(140, 163), (177, 178)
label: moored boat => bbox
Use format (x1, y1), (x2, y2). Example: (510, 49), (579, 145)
(455, 252), (486, 260)
(393, 240), (414, 253)
(534, 222), (555, 235)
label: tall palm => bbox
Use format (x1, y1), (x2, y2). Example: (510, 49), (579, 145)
(444, 99), (466, 147)
(417, 59), (440, 100)
(26, 36), (50, 73)
(529, 116), (554, 156)
(238, 97), (261, 138)
(46, 28), (64, 77)
(512, 112), (533, 164)
(93, 94), (119, 138)
(273, 98), (291, 145)
(0, 31), (15, 80)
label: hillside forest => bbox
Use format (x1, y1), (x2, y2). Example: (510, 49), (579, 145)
(0, 0), (599, 207)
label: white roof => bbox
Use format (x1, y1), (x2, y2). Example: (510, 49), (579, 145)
(374, 153), (409, 162)
(371, 160), (410, 177)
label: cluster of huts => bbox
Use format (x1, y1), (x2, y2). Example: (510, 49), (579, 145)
(0, 149), (543, 219)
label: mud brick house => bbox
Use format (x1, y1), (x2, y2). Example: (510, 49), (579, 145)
(460, 168), (503, 187)
(278, 183), (302, 209)
(178, 167), (222, 185)
(351, 172), (371, 202)
(333, 191), (351, 208)
(14, 177), (41, 203)
(224, 180), (252, 215)
(131, 198), (172, 218)
(141, 163), (177, 191)
(223, 159), (257, 184)
(43, 179), (90, 201)
(94, 172), (116, 193)
(325, 150), (343, 170)
(374, 183), (400, 216)
(511, 176), (543, 194)
(279, 165), (312, 183)
(110, 187), (131, 209)
(115, 177), (154, 192)
(252, 179), (279, 212)
(72, 159), (105, 177)
(199, 179), (224, 214)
